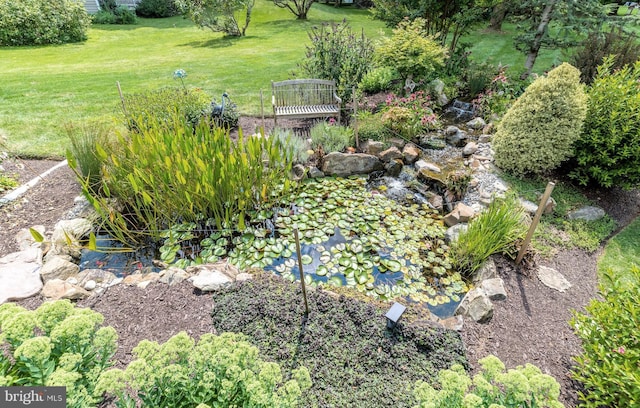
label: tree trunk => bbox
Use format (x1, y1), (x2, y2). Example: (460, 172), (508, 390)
(488, 2), (508, 31)
(521, 0), (557, 80)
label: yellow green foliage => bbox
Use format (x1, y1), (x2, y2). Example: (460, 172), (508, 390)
(492, 63), (587, 176)
(374, 18), (446, 82)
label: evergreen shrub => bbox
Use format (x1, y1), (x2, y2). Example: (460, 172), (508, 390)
(0, 0), (90, 45)
(136, 0), (179, 17)
(570, 58), (640, 189)
(492, 63), (587, 177)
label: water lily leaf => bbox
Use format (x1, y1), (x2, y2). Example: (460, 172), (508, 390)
(328, 276), (343, 287)
(285, 258), (296, 268)
(381, 259), (402, 272)
(316, 265), (328, 276)
(253, 240), (266, 250)
(301, 254), (313, 265)
(213, 247), (227, 256)
(282, 249), (293, 258)
(356, 273), (369, 285)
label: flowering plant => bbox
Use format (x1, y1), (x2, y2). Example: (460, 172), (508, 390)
(472, 66), (520, 120)
(381, 91), (440, 138)
(173, 68), (188, 92)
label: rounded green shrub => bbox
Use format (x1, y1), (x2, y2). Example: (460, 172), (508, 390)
(0, 0), (90, 46)
(492, 63), (587, 177)
(570, 58), (640, 189)
(571, 266), (640, 407)
(136, 0), (180, 17)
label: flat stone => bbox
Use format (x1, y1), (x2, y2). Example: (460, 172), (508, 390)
(51, 218), (93, 243)
(159, 267), (189, 285)
(189, 269), (232, 292)
(41, 279), (90, 301)
(16, 226), (45, 250)
(40, 256), (80, 282)
(567, 206), (605, 221)
(537, 266), (572, 292)
(187, 260), (240, 280)
(123, 273), (160, 286)
(415, 159), (441, 173)
(76, 269), (117, 286)
(481, 278), (507, 301)
(0, 248), (43, 304)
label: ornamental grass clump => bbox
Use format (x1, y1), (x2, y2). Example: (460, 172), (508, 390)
(0, 300), (117, 408)
(570, 265), (640, 407)
(71, 116), (294, 245)
(309, 120), (353, 153)
(95, 331), (311, 408)
(492, 63), (587, 177)
(413, 355), (564, 407)
(450, 194), (527, 280)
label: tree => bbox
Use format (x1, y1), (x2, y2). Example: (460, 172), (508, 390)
(272, 0), (315, 19)
(512, 0), (606, 79)
(174, 0), (255, 36)
(371, 0), (484, 53)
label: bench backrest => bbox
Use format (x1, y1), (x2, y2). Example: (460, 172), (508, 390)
(271, 79), (337, 107)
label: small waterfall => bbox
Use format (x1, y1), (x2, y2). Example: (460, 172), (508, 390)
(444, 100), (477, 122)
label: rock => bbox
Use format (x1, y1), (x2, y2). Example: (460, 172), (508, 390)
(443, 203), (475, 227)
(308, 166), (324, 178)
(189, 269), (233, 291)
(51, 218), (93, 243)
(66, 277), (78, 285)
(387, 138), (406, 149)
(414, 159), (441, 173)
(427, 194), (444, 211)
(466, 117), (486, 130)
(455, 288), (493, 323)
(438, 315), (464, 331)
(445, 125), (460, 135)
(360, 140), (384, 156)
(41, 279), (90, 301)
(473, 258), (497, 283)
(76, 269), (117, 287)
(16, 226), (45, 250)
(481, 278), (507, 301)
(292, 164), (307, 181)
(187, 260), (240, 281)
(379, 146), (403, 163)
(123, 273), (160, 286)
(402, 143), (421, 164)
(83, 280), (97, 291)
(446, 128), (468, 147)
(159, 267), (190, 285)
(537, 266), (572, 292)
(0, 248), (43, 304)
(235, 272), (253, 282)
(462, 142), (478, 157)
(543, 196), (557, 215)
(482, 123), (494, 134)
(384, 160), (403, 177)
(478, 134), (492, 143)
(321, 152), (383, 177)
(429, 78), (449, 106)
(40, 255), (80, 282)
(567, 206), (605, 221)
(520, 199), (539, 215)
(444, 223), (468, 244)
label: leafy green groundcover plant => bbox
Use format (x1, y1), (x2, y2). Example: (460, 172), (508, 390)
(96, 331), (311, 408)
(414, 355), (564, 408)
(309, 120), (354, 153)
(210, 273), (468, 407)
(0, 300), (117, 408)
(493, 63), (587, 177)
(450, 194), (527, 280)
(571, 266), (640, 407)
(570, 58), (640, 190)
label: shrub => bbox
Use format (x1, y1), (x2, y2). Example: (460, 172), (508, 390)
(354, 111), (391, 143)
(570, 58), (640, 190)
(374, 18), (447, 83)
(471, 65), (524, 120)
(414, 355), (564, 408)
(450, 194), (527, 279)
(174, 0), (254, 37)
(0, 0), (90, 46)
(359, 66), (396, 94)
(210, 92), (240, 129)
(72, 118), (294, 245)
(95, 331), (311, 408)
(270, 128), (310, 164)
(122, 86), (212, 131)
(571, 265), (640, 407)
(380, 91), (439, 139)
(492, 63), (587, 177)
(0, 300), (117, 407)
(299, 20), (375, 107)
(136, 0), (180, 17)
(94, 0), (137, 24)
(309, 120), (353, 153)
(571, 27), (640, 84)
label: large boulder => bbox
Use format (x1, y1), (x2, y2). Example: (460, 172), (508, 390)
(40, 255), (80, 282)
(321, 152), (383, 177)
(455, 288), (494, 323)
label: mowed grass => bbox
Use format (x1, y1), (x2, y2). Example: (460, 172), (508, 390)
(598, 217), (640, 290)
(0, 4), (387, 158)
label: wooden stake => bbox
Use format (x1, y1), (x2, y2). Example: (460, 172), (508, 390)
(293, 228), (310, 316)
(116, 81), (128, 116)
(352, 86), (359, 149)
(516, 182), (555, 264)
(260, 89), (265, 131)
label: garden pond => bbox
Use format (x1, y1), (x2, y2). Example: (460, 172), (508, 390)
(80, 176), (469, 317)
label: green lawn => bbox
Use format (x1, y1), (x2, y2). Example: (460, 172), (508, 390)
(598, 216), (640, 290)
(0, 4), (387, 158)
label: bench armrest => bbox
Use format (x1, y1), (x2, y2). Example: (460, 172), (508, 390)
(334, 92), (342, 104)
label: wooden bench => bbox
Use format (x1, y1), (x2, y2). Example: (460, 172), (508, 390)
(271, 79), (342, 125)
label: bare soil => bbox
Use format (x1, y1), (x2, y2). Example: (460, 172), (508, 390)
(2, 142), (639, 407)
